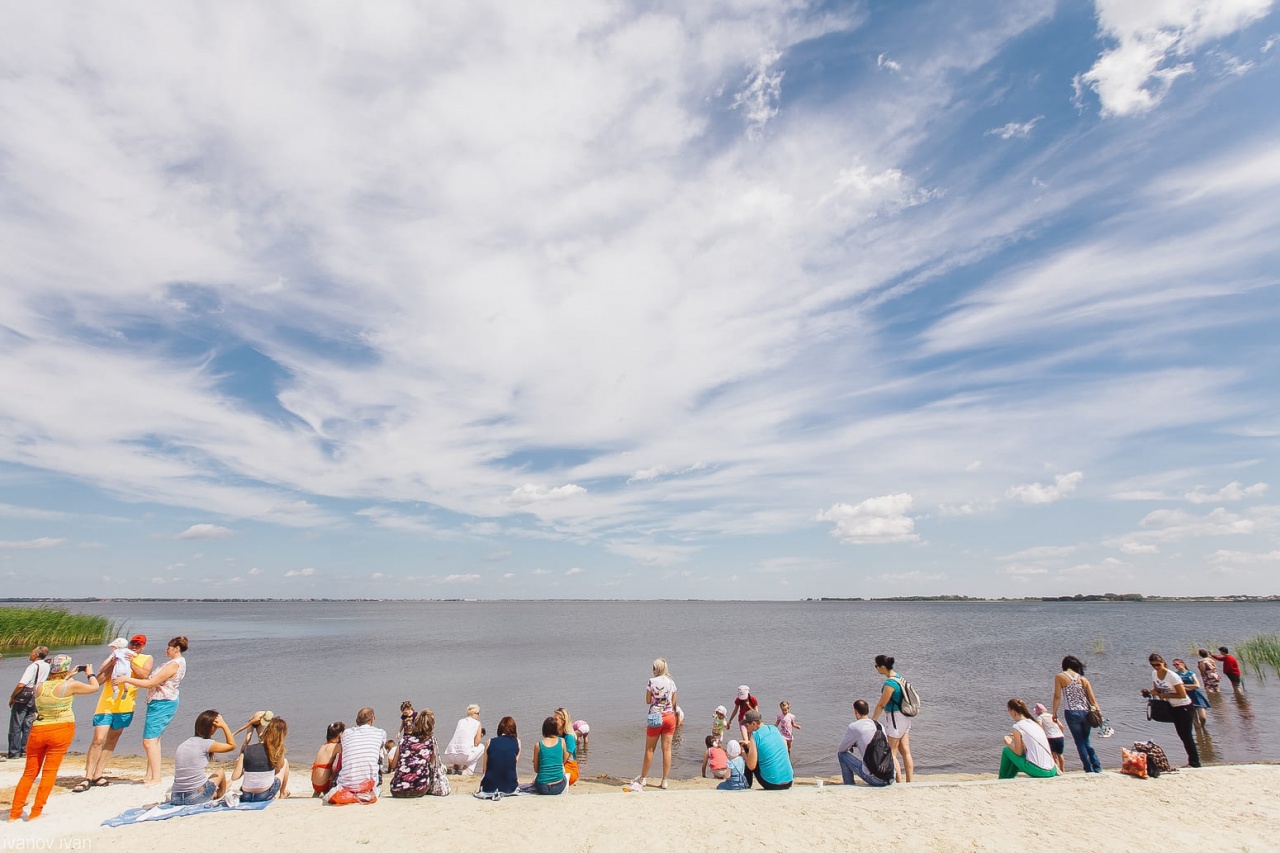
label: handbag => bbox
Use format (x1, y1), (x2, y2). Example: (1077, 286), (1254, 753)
(1146, 698), (1175, 723)
(1086, 706), (1104, 728)
(646, 708), (663, 728)
(428, 739), (451, 797)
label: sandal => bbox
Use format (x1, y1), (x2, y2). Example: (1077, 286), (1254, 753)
(71, 779), (92, 793)
(91, 777), (109, 787)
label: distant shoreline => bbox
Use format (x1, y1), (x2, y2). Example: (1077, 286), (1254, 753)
(3, 595), (1276, 604)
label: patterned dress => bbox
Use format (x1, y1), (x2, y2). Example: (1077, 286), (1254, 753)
(389, 734), (444, 797)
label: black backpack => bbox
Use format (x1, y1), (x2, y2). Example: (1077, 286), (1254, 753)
(863, 721), (895, 782)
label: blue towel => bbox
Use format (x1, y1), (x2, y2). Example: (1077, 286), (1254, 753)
(102, 797), (271, 827)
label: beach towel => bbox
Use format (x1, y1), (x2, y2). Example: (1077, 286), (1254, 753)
(102, 796), (270, 826)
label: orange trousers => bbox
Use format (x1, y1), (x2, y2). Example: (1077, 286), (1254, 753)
(9, 722), (74, 820)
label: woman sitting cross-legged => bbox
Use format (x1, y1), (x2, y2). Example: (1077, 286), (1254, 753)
(170, 710), (238, 805)
(999, 699), (1058, 779)
(390, 709), (449, 797)
(522, 716), (569, 795)
(232, 712), (290, 801)
(479, 716), (521, 795)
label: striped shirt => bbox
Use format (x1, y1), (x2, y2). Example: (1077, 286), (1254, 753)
(335, 724), (387, 788)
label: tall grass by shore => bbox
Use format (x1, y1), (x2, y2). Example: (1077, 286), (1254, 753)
(0, 606), (119, 649)
(1237, 633), (1280, 681)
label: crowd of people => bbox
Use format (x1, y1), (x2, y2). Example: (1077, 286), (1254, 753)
(1, 637), (1252, 820)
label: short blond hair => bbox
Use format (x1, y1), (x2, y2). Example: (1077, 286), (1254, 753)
(466, 703), (480, 716)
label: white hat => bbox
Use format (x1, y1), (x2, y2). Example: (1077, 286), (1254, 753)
(108, 637), (129, 649)
(715, 705), (727, 716)
(726, 740), (742, 758)
(737, 685), (750, 700)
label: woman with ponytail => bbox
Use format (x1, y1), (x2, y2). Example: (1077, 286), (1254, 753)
(999, 699), (1057, 779)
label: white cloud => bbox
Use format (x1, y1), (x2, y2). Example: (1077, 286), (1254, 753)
(370, 572), (385, 580)
(1060, 556), (1132, 578)
(248, 567), (262, 575)
(964, 460), (982, 472)
(1079, 0), (1274, 116)
(0, 537), (66, 549)
(985, 116), (1043, 139)
(999, 545), (1077, 561)
(505, 484), (586, 508)
(284, 567), (316, 577)
(732, 49), (784, 138)
(177, 524), (234, 541)
(869, 570), (945, 583)
(605, 541), (700, 565)
(565, 566), (584, 576)
(441, 573), (480, 583)
(502, 572), (515, 580)
(1208, 548), (1280, 565)
(1184, 481), (1268, 503)
(1001, 564), (1050, 577)
(876, 53), (902, 73)
(1119, 542), (1159, 555)
(817, 494), (919, 544)
(1138, 507), (1254, 540)
(1007, 471), (1083, 505)
(531, 569), (552, 576)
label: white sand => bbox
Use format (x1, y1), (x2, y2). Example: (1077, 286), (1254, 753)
(3, 758), (1277, 852)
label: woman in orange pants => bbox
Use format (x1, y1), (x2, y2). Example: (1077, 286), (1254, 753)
(9, 655), (100, 822)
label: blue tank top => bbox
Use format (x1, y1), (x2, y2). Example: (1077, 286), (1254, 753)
(751, 725), (794, 785)
(480, 735), (520, 794)
(535, 738), (566, 785)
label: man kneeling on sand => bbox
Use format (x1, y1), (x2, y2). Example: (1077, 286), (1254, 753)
(325, 707), (386, 805)
(837, 700), (893, 787)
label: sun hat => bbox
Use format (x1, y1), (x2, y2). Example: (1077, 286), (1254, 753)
(737, 685), (750, 700)
(1033, 703), (1048, 716)
(47, 654), (73, 674)
(256, 710), (276, 725)
(715, 705), (727, 716)
(108, 637), (128, 649)
(130, 634), (147, 645)
(742, 709), (763, 724)
(726, 740), (742, 758)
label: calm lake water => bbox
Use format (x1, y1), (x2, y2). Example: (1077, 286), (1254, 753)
(33, 600), (1280, 778)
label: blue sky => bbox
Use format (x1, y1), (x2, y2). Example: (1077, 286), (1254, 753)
(2, 1), (1278, 599)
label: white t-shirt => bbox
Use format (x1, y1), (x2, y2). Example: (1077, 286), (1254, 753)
(1013, 719), (1055, 771)
(647, 675), (676, 713)
(1153, 669), (1191, 706)
(837, 718), (878, 756)
(18, 661), (49, 689)
(1036, 712), (1063, 739)
(445, 716), (482, 755)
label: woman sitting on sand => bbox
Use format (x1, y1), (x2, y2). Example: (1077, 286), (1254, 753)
(310, 722), (344, 797)
(169, 709), (237, 805)
(524, 716), (569, 795)
(390, 709), (449, 798)
(998, 699), (1057, 779)
(480, 716), (521, 795)
(233, 713), (291, 801)
(554, 707), (578, 785)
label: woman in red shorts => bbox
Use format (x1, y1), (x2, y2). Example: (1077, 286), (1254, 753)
(628, 658), (678, 791)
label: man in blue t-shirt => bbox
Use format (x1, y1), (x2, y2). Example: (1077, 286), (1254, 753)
(741, 709), (793, 789)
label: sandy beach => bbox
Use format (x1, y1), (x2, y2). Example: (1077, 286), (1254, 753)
(3, 754), (1277, 852)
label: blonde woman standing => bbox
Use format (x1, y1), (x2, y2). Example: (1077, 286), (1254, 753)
(628, 657), (678, 791)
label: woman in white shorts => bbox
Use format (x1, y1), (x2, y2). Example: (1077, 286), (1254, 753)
(871, 654), (914, 782)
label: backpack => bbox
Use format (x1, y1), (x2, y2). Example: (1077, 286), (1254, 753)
(891, 675), (921, 717)
(863, 721), (895, 782)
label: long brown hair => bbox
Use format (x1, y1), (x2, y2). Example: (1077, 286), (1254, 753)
(262, 717), (288, 768)
(411, 709), (435, 739)
(1007, 698), (1034, 720)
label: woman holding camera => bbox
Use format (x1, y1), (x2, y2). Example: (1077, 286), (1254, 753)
(8, 656), (101, 821)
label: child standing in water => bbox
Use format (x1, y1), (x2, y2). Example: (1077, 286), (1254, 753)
(711, 706), (729, 743)
(776, 700), (801, 753)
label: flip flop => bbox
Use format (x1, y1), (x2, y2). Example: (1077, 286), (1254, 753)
(71, 779), (92, 793)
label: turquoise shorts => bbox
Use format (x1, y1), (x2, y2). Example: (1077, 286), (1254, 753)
(92, 712), (134, 730)
(142, 699), (179, 739)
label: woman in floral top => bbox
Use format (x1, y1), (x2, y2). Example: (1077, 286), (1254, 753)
(389, 709), (449, 797)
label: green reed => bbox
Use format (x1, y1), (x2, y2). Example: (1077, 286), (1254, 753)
(1235, 633), (1280, 682)
(0, 606), (120, 649)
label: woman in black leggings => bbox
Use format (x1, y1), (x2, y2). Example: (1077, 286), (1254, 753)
(1145, 653), (1201, 768)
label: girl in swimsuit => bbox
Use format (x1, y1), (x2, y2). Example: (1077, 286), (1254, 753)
(310, 721), (345, 796)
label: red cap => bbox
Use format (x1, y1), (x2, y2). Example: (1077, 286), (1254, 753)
(130, 634), (147, 646)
